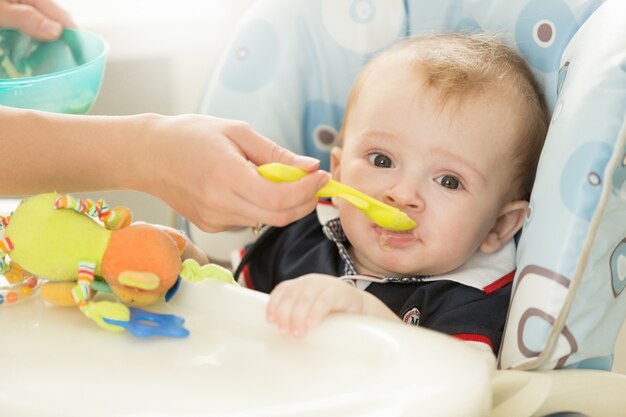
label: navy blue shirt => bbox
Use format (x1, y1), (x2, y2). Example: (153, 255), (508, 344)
(236, 210), (513, 353)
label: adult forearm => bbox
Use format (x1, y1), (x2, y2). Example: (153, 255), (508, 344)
(1, 107), (326, 231)
(0, 106), (152, 195)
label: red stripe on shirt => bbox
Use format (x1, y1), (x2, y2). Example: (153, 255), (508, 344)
(238, 248), (253, 289)
(453, 333), (494, 352)
(482, 269), (515, 294)
(317, 198), (333, 206)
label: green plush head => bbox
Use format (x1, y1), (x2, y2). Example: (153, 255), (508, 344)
(5, 193), (111, 281)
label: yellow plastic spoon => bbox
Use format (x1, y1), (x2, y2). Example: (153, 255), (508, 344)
(258, 163), (416, 232)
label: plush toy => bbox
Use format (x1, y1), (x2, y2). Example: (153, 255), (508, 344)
(0, 193), (235, 337)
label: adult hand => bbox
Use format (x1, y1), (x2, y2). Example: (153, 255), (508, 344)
(0, 0), (76, 40)
(137, 114), (331, 233)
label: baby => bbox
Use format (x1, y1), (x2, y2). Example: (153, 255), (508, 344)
(234, 33), (549, 353)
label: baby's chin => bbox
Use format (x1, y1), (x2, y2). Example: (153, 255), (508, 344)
(355, 249), (428, 277)
(360, 240), (458, 277)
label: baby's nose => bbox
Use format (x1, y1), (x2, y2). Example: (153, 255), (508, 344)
(383, 186), (424, 212)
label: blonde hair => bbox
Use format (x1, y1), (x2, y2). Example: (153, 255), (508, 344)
(337, 33), (549, 200)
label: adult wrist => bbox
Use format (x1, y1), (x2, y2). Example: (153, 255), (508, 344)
(121, 112), (165, 193)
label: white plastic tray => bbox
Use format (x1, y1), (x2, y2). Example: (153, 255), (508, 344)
(0, 280), (494, 416)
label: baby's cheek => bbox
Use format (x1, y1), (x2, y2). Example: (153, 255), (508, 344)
(438, 232), (483, 270)
(337, 203), (365, 232)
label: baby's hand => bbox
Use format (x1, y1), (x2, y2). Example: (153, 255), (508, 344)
(266, 274), (366, 337)
(179, 235), (209, 265)
(141, 222), (209, 265)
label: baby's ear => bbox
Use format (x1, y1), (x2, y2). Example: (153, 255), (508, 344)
(480, 200), (528, 253)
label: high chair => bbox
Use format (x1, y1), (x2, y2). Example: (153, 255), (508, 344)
(188, 0), (626, 415)
(2, 1), (624, 416)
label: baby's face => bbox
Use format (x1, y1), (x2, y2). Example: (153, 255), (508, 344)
(333, 65), (522, 277)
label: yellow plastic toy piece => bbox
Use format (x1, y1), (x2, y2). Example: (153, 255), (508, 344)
(180, 259), (238, 285)
(118, 271), (160, 290)
(83, 301), (130, 332)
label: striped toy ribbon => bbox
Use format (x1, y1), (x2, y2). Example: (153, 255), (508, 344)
(0, 215), (10, 230)
(0, 237), (14, 273)
(54, 195), (121, 229)
(71, 261), (96, 305)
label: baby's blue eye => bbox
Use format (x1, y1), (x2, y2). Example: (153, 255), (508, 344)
(435, 175), (462, 190)
(368, 153), (394, 168)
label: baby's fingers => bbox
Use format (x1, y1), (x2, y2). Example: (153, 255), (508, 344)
(287, 290), (334, 337)
(266, 282), (299, 334)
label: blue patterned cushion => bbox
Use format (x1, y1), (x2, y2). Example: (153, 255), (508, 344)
(499, 0), (626, 371)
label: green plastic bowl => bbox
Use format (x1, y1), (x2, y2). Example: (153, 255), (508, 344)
(0, 29), (108, 114)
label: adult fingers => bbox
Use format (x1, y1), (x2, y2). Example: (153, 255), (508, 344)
(178, 198), (254, 233)
(233, 162), (330, 219)
(233, 189), (319, 227)
(19, 0), (76, 27)
(225, 121), (320, 172)
(0, 2), (59, 39)
(182, 179), (323, 232)
(185, 187), (316, 232)
(0, 0), (74, 40)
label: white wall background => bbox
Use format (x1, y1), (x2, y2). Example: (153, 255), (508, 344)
(58, 0), (256, 116)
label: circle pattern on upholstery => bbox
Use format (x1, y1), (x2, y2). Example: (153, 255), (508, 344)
(559, 141), (613, 221)
(302, 100), (345, 169)
(321, 0), (404, 53)
(515, 0), (579, 72)
(219, 19), (280, 92)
